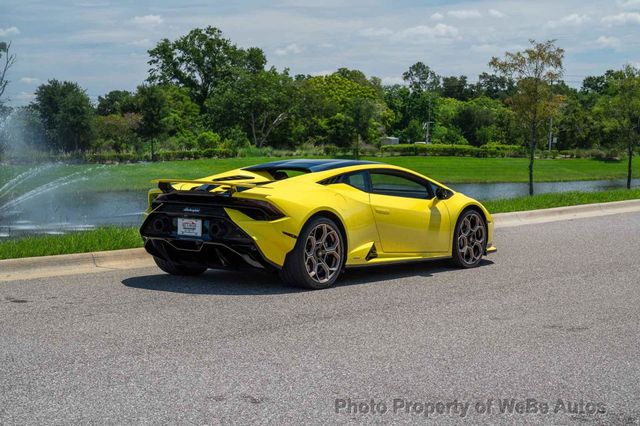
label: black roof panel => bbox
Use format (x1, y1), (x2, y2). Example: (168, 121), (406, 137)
(243, 159), (380, 173)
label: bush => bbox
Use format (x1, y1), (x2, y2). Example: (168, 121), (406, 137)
(539, 149), (559, 159)
(163, 133), (198, 151)
(323, 144), (339, 156)
(236, 145), (273, 157)
(481, 143), (527, 158)
(221, 126), (251, 152)
(155, 148), (234, 161)
(380, 143), (527, 158)
(196, 131), (221, 149)
(85, 152), (138, 163)
(199, 148), (234, 158)
(558, 148), (618, 160)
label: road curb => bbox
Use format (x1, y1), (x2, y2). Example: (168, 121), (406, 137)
(1, 199), (639, 282)
(493, 199), (640, 228)
(0, 248), (153, 282)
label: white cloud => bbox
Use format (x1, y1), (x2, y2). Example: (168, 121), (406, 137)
(0, 26), (20, 36)
(395, 23), (460, 41)
(596, 35), (621, 48)
(360, 23), (459, 42)
(310, 70), (333, 76)
(19, 77), (39, 84)
(381, 76), (404, 85)
(548, 14), (591, 28)
(471, 43), (500, 53)
(602, 12), (640, 24)
(447, 9), (482, 19)
(431, 12), (444, 21)
(131, 15), (164, 27)
(359, 27), (394, 37)
(617, 0), (640, 8)
(274, 43), (302, 56)
(129, 38), (152, 48)
(488, 9), (507, 18)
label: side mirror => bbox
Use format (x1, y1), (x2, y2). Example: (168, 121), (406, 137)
(435, 187), (452, 200)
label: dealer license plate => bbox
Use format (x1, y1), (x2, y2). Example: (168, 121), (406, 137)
(177, 218), (202, 237)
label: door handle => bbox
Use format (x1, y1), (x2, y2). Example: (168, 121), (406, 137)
(374, 207), (390, 215)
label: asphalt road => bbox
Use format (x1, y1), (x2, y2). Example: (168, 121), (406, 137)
(2, 212), (640, 425)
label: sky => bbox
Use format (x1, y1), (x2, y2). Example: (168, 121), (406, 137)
(1, 0), (639, 106)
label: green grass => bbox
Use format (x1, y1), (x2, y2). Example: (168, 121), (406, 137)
(0, 226), (142, 260)
(1, 188), (638, 260)
(375, 156), (640, 184)
(483, 188), (640, 213)
(1, 156), (639, 195)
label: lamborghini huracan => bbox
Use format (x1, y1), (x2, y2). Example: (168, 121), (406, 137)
(140, 159), (496, 289)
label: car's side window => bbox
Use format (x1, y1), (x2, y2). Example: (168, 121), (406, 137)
(370, 172), (432, 199)
(337, 171), (368, 191)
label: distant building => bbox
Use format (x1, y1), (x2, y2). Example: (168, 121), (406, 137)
(380, 136), (399, 145)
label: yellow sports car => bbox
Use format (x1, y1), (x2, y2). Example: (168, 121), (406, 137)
(140, 159), (496, 289)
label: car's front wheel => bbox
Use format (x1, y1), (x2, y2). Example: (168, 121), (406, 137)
(153, 256), (207, 276)
(280, 217), (344, 289)
(451, 210), (487, 268)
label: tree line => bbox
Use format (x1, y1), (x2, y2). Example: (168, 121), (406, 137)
(1, 27), (639, 192)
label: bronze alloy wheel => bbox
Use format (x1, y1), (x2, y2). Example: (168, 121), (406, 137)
(455, 211), (486, 267)
(303, 223), (342, 284)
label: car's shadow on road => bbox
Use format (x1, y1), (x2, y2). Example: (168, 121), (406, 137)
(122, 259), (493, 296)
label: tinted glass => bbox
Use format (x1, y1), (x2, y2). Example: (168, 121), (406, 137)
(370, 172), (430, 199)
(339, 172), (368, 191)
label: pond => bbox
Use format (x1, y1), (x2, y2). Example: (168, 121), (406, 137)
(0, 177), (638, 239)
(449, 178), (640, 201)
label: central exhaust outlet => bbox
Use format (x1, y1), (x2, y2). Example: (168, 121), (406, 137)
(152, 215), (171, 233)
(208, 220), (228, 238)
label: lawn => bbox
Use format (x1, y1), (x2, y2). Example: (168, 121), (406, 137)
(1, 156), (639, 195)
(0, 226), (143, 260)
(2, 187), (638, 260)
(483, 187), (640, 213)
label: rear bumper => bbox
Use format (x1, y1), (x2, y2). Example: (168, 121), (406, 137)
(143, 237), (276, 271)
(140, 203), (279, 271)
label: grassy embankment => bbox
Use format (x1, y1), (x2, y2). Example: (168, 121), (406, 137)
(1, 156), (639, 194)
(2, 187), (639, 260)
(0, 227), (143, 260)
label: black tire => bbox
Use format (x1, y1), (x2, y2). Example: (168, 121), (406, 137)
(279, 217), (345, 289)
(451, 209), (487, 269)
(153, 256), (207, 276)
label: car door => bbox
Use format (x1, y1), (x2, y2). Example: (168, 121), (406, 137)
(368, 170), (450, 254)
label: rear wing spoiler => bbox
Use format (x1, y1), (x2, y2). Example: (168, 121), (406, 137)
(153, 179), (262, 194)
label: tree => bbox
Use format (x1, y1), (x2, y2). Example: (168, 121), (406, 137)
(94, 113), (142, 153)
(474, 72), (516, 100)
(32, 80), (94, 152)
(383, 84), (411, 135)
(594, 65), (640, 189)
(349, 97), (378, 157)
(402, 62), (440, 93)
(490, 39), (565, 195)
(147, 26), (266, 111)
(96, 90), (136, 115)
(0, 41), (16, 105)
(442, 75), (472, 101)
(325, 113), (355, 149)
(208, 68), (293, 147)
(289, 73), (390, 148)
(135, 84), (167, 141)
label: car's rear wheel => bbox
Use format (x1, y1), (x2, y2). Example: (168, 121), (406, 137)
(280, 217), (344, 289)
(451, 210), (486, 268)
(153, 256), (207, 276)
